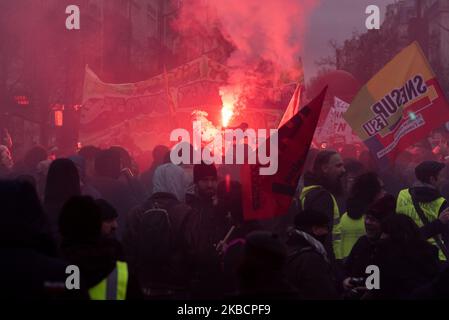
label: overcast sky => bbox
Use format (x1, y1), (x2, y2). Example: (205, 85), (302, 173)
(302, 0), (398, 81)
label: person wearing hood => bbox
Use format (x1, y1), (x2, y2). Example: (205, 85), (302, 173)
(123, 162), (195, 299)
(0, 180), (83, 300)
(59, 196), (141, 300)
(396, 161), (449, 261)
(285, 210), (339, 300)
(44, 158), (81, 242)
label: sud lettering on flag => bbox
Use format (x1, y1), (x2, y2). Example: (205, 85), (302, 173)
(343, 41), (449, 166)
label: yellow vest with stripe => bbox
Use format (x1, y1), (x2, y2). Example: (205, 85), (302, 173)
(299, 185), (342, 259)
(396, 188), (446, 261)
(88, 261), (128, 300)
(337, 213), (365, 259)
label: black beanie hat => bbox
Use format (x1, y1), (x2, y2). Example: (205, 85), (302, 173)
(193, 162), (217, 183)
(59, 196), (102, 244)
(95, 199), (118, 221)
(366, 194), (396, 222)
(415, 161), (445, 184)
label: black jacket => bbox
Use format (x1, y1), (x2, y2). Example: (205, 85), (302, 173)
(368, 238), (440, 299)
(299, 172), (338, 261)
(185, 193), (229, 256)
(285, 231), (339, 300)
(344, 235), (378, 279)
(61, 238), (142, 300)
(410, 265), (449, 299)
(0, 247), (87, 300)
(185, 192), (230, 299)
(123, 192), (195, 295)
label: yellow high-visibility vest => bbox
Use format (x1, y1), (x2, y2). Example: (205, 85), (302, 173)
(299, 185), (342, 259)
(337, 213), (365, 259)
(88, 261), (128, 300)
(396, 188), (447, 261)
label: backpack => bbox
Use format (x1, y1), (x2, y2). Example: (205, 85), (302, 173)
(139, 201), (174, 263)
(124, 199), (193, 289)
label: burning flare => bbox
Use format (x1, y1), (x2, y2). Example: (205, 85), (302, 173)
(220, 88), (239, 128)
(221, 103), (234, 128)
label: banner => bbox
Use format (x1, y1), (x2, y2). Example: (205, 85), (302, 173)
(344, 41), (449, 165)
(80, 55), (305, 156)
(241, 87), (327, 220)
(316, 97), (360, 145)
(80, 56), (227, 153)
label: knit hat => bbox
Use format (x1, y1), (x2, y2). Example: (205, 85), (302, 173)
(59, 196), (102, 244)
(95, 199), (118, 221)
(415, 161), (446, 184)
(366, 194), (396, 221)
(193, 162), (217, 183)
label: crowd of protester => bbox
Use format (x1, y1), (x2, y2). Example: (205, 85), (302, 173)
(1, 127), (449, 300)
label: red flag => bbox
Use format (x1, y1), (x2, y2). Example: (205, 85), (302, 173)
(241, 87), (327, 220)
(278, 83), (303, 128)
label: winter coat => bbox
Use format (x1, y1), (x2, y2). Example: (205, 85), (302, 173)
(368, 238), (440, 299)
(408, 184), (449, 242)
(60, 238), (142, 300)
(344, 235), (378, 279)
(123, 192), (195, 295)
(285, 229), (339, 300)
(185, 192), (230, 299)
(298, 171), (340, 262)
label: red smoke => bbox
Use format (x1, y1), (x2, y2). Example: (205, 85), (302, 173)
(173, 0), (319, 124)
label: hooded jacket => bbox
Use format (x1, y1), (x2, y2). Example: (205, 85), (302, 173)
(152, 163), (189, 202)
(409, 183), (448, 212)
(405, 183), (449, 241)
(285, 229), (339, 300)
(298, 171), (339, 261)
